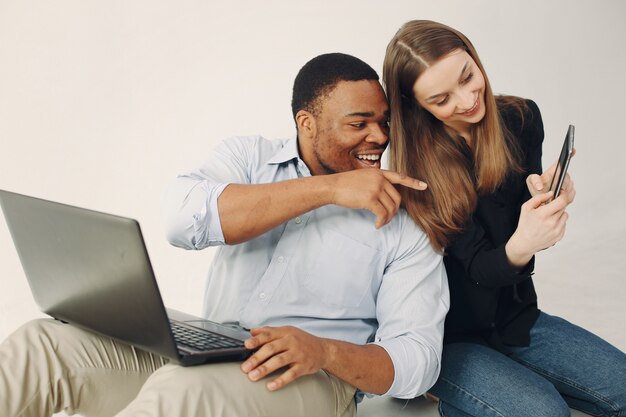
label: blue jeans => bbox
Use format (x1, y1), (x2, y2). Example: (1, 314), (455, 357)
(429, 312), (626, 417)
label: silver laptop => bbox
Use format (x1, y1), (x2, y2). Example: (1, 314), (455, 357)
(0, 189), (252, 366)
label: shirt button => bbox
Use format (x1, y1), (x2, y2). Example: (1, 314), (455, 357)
(277, 256), (284, 263)
(259, 292), (266, 300)
(295, 217), (302, 224)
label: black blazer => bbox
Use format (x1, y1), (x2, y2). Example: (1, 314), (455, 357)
(443, 98), (544, 350)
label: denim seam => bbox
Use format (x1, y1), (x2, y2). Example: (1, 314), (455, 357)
(438, 401), (447, 417)
(511, 356), (622, 417)
(439, 377), (506, 417)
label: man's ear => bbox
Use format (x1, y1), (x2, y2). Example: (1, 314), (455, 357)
(295, 110), (316, 138)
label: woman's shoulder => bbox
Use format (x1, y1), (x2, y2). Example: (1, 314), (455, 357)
(496, 95), (539, 124)
(496, 96), (543, 139)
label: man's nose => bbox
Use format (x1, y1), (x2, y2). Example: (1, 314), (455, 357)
(367, 124), (389, 145)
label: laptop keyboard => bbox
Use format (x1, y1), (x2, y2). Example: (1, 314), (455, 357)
(170, 321), (245, 351)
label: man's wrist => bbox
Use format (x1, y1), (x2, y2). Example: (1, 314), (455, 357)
(310, 174), (336, 206)
(319, 337), (336, 371)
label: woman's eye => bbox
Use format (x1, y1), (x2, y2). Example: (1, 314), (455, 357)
(436, 97), (449, 106)
(462, 73), (474, 84)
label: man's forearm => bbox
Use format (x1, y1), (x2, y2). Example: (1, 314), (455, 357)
(218, 175), (332, 244)
(218, 168), (426, 245)
(321, 339), (394, 395)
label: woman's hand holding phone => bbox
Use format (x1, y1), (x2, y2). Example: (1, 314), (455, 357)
(527, 124), (577, 204)
(508, 147), (577, 268)
(509, 126), (578, 268)
(506, 191), (570, 268)
(526, 154), (576, 205)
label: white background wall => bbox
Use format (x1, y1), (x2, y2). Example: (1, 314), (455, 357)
(1, 0), (625, 351)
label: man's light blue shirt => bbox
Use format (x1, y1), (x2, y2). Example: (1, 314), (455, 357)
(163, 135), (449, 398)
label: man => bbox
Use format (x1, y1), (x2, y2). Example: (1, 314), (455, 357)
(0, 53), (448, 417)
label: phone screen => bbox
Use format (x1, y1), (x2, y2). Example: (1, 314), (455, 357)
(548, 125), (575, 199)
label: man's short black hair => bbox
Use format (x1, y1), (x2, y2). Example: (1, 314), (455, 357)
(291, 53), (379, 119)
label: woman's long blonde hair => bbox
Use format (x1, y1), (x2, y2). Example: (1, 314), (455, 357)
(383, 20), (523, 252)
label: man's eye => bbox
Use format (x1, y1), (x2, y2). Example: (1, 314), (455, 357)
(350, 122), (366, 128)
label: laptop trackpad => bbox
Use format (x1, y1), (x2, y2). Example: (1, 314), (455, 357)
(167, 308), (250, 341)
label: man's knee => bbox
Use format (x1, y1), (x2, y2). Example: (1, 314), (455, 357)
(139, 362), (284, 401)
(2, 318), (112, 371)
(4, 319), (62, 351)
(133, 362), (251, 407)
(123, 363), (352, 417)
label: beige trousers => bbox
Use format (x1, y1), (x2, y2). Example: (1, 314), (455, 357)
(0, 319), (357, 417)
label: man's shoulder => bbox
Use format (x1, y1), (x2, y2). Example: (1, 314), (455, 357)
(218, 135), (292, 151)
(389, 208), (423, 232)
(385, 208), (433, 249)
(216, 135), (296, 165)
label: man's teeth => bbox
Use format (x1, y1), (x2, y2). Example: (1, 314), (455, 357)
(357, 154), (380, 161)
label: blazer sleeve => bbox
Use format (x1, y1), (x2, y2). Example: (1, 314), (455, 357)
(524, 99), (545, 178)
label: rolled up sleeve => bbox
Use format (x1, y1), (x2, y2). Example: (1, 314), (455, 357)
(162, 137), (254, 250)
(372, 219), (449, 398)
(163, 177), (229, 249)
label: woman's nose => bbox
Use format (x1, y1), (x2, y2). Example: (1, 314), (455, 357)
(458, 88), (476, 112)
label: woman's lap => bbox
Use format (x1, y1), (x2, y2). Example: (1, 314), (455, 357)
(429, 312), (626, 417)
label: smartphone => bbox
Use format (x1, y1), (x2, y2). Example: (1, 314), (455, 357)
(548, 124), (575, 200)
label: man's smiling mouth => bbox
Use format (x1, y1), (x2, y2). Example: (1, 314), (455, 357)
(356, 154), (381, 161)
(355, 153), (382, 167)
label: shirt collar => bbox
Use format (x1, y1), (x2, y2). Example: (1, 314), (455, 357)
(267, 136), (312, 177)
(267, 137), (301, 165)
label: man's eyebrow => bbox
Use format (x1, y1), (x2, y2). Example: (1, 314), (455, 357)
(346, 111), (375, 117)
(345, 110), (390, 118)
(425, 61), (470, 102)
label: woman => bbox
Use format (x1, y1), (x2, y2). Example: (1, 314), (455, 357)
(383, 20), (626, 417)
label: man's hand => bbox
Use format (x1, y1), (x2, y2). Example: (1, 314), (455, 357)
(241, 326), (328, 391)
(328, 169), (427, 229)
